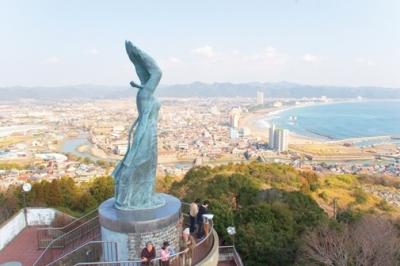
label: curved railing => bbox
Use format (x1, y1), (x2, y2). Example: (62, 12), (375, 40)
(37, 209), (98, 249)
(73, 221), (215, 266)
(35, 201), (216, 266)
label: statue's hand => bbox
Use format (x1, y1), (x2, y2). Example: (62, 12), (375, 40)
(130, 81), (143, 89)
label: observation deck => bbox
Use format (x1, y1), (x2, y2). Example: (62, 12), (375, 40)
(0, 203), (243, 266)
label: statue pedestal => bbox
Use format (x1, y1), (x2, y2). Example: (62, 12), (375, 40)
(98, 194), (182, 261)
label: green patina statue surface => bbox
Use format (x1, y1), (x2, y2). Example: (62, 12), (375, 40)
(112, 41), (165, 210)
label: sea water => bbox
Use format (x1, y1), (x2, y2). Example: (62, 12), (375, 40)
(264, 100), (400, 141)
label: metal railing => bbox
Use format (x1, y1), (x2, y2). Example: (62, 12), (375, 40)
(74, 221), (215, 266)
(37, 209), (98, 249)
(219, 246), (244, 266)
(35, 201), (219, 266)
(33, 215), (101, 266)
(47, 241), (118, 266)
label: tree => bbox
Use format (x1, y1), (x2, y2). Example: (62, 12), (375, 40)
(47, 179), (63, 206)
(59, 177), (77, 208)
(236, 203), (296, 266)
(88, 176), (114, 204)
(297, 224), (350, 266)
(0, 187), (19, 223)
(297, 215), (400, 266)
(72, 193), (97, 213)
(350, 215), (400, 266)
(170, 163), (328, 266)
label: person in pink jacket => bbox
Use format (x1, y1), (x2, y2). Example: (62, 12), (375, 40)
(160, 241), (170, 266)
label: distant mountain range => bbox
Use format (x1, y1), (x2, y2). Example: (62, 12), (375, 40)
(1, 82), (400, 100)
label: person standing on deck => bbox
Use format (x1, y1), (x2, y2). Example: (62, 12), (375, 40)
(189, 199), (200, 234)
(197, 200), (209, 239)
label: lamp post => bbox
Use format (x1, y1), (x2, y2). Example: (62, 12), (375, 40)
(228, 197), (238, 247)
(227, 226), (236, 246)
(22, 183), (32, 225)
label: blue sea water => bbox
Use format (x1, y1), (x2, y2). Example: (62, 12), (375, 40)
(265, 100), (400, 140)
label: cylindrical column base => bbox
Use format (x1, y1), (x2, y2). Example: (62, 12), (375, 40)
(99, 194), (182, 261)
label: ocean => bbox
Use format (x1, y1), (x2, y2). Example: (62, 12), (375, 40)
(262, 100), (400, 141)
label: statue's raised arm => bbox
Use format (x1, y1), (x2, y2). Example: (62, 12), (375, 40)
(125, 40), (162, 94)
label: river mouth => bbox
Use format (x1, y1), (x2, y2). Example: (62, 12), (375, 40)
(60, 131), (101, 162)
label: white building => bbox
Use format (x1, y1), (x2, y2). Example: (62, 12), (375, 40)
(35, 153), (68, 162)
(256, 91), (264, 105)
(230, 113), (240, 128)
(230, 128), (239, 139)
(273, 128), (288, 152)
(114, 144), (128, 155)
(229, 108), (241, 128)
(268, 125), (275, 149)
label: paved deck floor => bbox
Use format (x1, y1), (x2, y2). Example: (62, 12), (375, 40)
(0, 227), (42, 266)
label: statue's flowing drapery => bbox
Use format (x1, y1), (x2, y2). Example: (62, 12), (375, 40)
(112, 41), (164, 210)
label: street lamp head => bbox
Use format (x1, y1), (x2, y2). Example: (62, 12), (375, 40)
(22, 183), (32, 192)
(227, 226), (236, 235)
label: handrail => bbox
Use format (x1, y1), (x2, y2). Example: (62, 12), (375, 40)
(74, 246), (189, 265)
(33, 215), (100, 266)
(219, 245), (244, 266)
(37, 209), (99, 249)
(40, 202), (186, 233)
(38, 208), (98, 231)
(48, 241), (118, 266)
(73, 221), (215, 266)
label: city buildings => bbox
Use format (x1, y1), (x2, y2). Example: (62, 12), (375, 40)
(1, 97), (399, 191)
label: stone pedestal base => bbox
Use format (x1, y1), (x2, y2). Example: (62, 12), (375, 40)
(99, 194), (182, 261)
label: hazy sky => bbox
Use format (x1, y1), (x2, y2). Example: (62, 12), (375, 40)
(0, 0), (399, 87)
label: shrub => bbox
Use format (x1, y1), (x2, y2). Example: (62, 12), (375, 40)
(318, 191), (328, 202)
(353, 188), (368, 204)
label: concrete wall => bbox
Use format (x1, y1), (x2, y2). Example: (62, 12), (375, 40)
(0, 210), (26, 251)
(26, 208), (57, 226)
(127, 220), (181, 260)
(196, 229), (219, 266)
(0, 208), (67, 251)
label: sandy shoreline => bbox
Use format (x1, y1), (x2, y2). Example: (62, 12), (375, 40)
(240, 102), (328, 144)
(240, 100), (394, 146)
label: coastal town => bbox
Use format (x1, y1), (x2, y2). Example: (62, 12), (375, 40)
(1, 94), (400, 190)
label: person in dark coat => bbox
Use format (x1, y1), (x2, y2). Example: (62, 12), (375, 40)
(141, 241), (156, 265)
(197, 200), (209, 239)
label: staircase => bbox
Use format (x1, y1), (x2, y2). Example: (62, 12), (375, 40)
(37, 209), (99, 249)
(33, 213), (101, 266)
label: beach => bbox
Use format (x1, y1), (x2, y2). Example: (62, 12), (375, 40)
(240, 103), (325, 144)
(240, 100), (400, 160)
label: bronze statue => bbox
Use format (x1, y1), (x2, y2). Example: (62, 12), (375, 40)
(112, 41), (164, 210)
